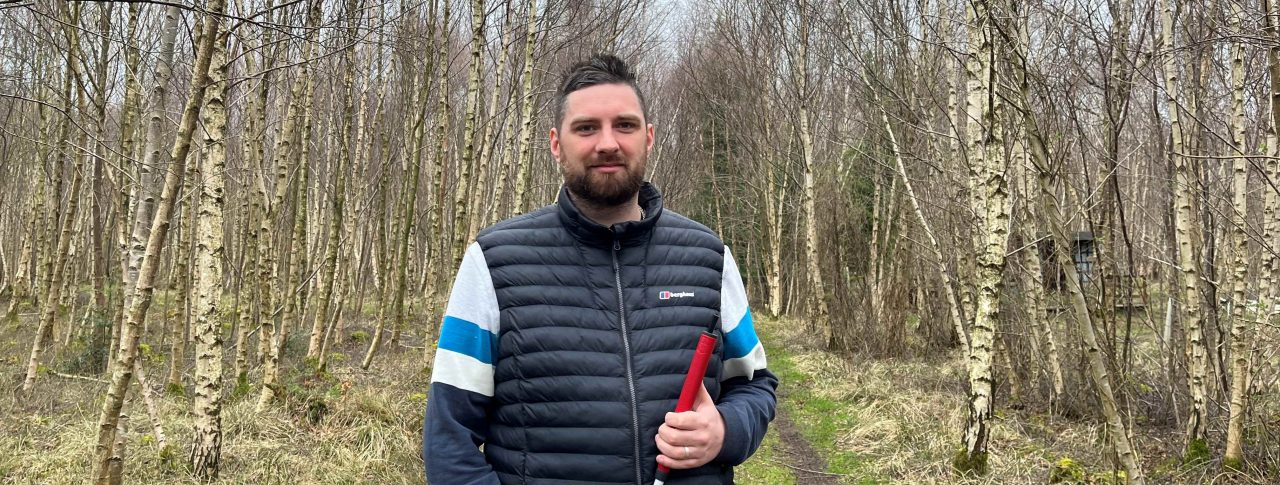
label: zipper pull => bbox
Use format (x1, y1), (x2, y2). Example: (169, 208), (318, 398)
(613, 239), (621, 251)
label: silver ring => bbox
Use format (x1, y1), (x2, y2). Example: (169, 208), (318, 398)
(683, 446), (690, 459)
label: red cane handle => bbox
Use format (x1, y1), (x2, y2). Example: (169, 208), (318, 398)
(655, 331), (718, 483)
(675, 332), (718, 412)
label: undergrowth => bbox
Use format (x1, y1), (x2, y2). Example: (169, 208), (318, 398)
(0, 302), (429, 484)
(750, 315), (1274, 484)
(3, 297), (1279, 484)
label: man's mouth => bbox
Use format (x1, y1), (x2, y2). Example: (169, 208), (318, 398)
(590, 163), (625, 173)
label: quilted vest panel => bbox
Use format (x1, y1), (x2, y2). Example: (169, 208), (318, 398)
(476, 185), (732, 484)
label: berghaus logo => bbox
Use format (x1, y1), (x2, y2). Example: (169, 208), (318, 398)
(659, 290), (695, 300)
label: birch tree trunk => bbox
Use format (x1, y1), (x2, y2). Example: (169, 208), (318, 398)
(512, 0), (540, 216)
(108, 3), (143, 373)
(423, 0), (452, 366)
(236, 0), (275, 384)
(363, 3), (435, 368)
(120, 6), (182, 365)
(792, 4), (829, 340)
(281, 106), (313, 349)
(258, 0), (322, 411)
(278, 136), (309, 353)
(474, 0), (512, 231)
(4, 218), (28, 308)
(1224, 0), (1253, 467)
(1011, 12), (1063, 401)
(189, 27), (228, 478)
(88, 4), (113, 356)
(454, 0), (486, 265)
(115, 0), (142, 266)
(235, 204), (257, 382)
(308, 0), (361, 363)
(167, 161), (197, 393)
(35, 92), (60, 315)
(1016, 143), (1063, 399)
(1260, 0), (1280, 401)
(1160, 0), (1210, 454)
(764, 149), (786, 319)
(955, 0), (1014, 475)
(93, 0), (225, 480)
(5, 185), (41, 321)
(867, 173), (884, 337)
(1189, 35), (1226, 405)
(23, 4), (84, 392)
(0, 229), (6, 299)
(1010, 18), (1147, 478)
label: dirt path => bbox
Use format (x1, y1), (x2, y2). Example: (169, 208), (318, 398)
(771, 390), (841, 484)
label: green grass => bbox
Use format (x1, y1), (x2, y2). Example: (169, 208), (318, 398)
(752, 315), (1100, 484)
(735, 428), (796, 483)
(765, 342), (873, 480)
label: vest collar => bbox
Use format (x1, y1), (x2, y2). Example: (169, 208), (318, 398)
(556, 182), (664, 248)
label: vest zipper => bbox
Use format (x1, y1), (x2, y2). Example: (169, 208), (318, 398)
(612, 236), (643, 485)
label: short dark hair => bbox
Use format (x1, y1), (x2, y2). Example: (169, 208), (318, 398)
(554, 54), (648, 129)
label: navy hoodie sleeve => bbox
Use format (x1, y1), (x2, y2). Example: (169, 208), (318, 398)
(713, 246), (779, 465)
(423, 242), (501, 484)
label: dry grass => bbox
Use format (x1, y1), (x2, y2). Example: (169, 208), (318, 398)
(4, 298), (1279, 484)
(761, 314), (1280, 484)
(0, 307), (428, 485)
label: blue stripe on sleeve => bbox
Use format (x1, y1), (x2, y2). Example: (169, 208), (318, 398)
(724, 308), (760, 359)
(438, 315), (496, 365)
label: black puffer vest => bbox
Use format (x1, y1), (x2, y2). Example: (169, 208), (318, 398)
(476, 183), (732, 484)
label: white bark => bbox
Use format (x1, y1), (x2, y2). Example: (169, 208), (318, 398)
(454, 0), (486, 264)
(23, 5), (86, 392)
(792, 6), (829, 339)
(189, 28), (228, 478)
(1161, 0), (1209, 448)
(511, 0), (540, 216)
(958, 0), (1005, 472)
(121, 7), (182, 358)
(93, 1), (225, 480)
(258, 0), (322, 411)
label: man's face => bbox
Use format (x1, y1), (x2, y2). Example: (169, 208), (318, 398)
(551, 83), (654, 207)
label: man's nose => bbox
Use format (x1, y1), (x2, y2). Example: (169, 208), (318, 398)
(596, 126), (620, 153)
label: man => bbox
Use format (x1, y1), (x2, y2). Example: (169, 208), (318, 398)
(423, 54), (777, 484)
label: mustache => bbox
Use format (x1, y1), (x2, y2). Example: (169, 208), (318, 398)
(589, 155), (627, 166)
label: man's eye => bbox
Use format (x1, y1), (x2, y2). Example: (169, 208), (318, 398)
(575, 125), (597, 134)
(617, 122), (637, 130)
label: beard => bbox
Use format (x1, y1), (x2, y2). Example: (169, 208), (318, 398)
(563, 154), (646, 207)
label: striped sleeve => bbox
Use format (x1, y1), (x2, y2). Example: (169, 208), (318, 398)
(431, 241), (500, 395)
(713, 245), (778, 466)
(424, 241), (501, 483)
(720, 246), (768, 381)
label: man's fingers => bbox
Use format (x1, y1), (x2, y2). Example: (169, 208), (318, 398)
(656, 383), (720, 471)
(654, 433), (680, 457)
(664, 410), (706, 430)
(654, 434), (706, 470)
(657, 424), (710, 448)
(656, 452), (702, 470)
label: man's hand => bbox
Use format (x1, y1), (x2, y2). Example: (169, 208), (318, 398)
(655, 383), (724, 469)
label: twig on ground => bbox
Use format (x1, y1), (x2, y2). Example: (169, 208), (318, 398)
(49, 371), (109, 384)
(764, 457), (851, 477)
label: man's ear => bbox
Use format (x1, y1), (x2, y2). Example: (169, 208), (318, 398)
(550, 127), (562, 163)
(646, 123), (654, 153)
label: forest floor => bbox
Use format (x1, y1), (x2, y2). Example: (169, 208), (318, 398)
(0, 293), (1277, 484)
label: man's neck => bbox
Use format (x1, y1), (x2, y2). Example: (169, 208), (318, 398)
(568, 191), (643, 228)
